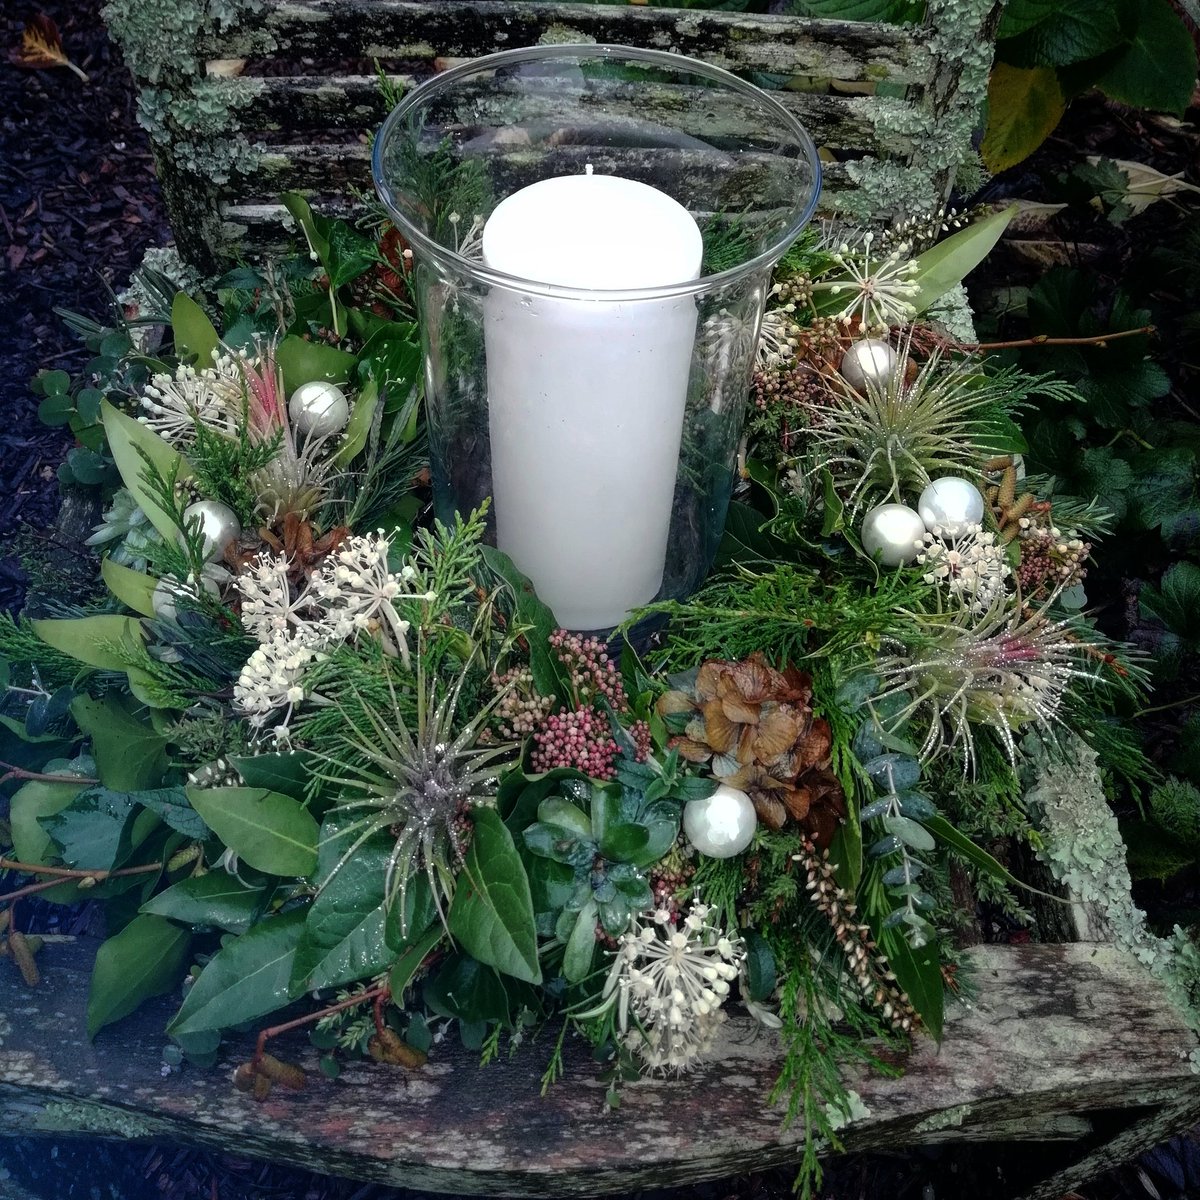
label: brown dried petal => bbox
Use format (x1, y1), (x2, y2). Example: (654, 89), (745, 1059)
(720, 694), (762, 725)
(696, 661), (723, 701)
(752, 791), (788, 831)
(779, 665), (814, 704)
(657, 690), (697, 717)
(702, 699), (738, 754)
(673, 737), (715, 764)
(794, 715), (833, 773)
(753, 704), (804, 759)
(729, 656), (775, 703)
(783, 786), (813, 822)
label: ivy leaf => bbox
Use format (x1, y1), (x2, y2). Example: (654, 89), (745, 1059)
(171, 293), (219, 368)
(71, 693), (168, 792)
(31, 613), (144, 672)
(448, 808), (542, 985)
(88, 914), (192, 1039)
(41, 786), (143, 872)
(909, 207), (1017, 316)
(168, 910), (306, 1036)
(1095, 0), (1198, 116)
(9, 776), (89, 878)
(185, 786), (319, 878)
(123, 787), (208, 839)
(981, 63), (1065, 173)
(141, 871), (268, 934)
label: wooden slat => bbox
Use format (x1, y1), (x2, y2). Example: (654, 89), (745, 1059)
(1, 940), (1197, 1196)
(205, 0), (930, 85)
(232, 73), (874, 152)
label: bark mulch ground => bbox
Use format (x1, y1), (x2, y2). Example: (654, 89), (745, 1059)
(0, 2), (1198, 1199)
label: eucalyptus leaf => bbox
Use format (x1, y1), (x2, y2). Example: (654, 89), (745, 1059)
(88, 914), (192, 1039)
(169, 909), (306, 1036)
(883, 815), (936, 852)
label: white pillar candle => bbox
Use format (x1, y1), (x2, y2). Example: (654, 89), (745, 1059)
(482, 170), (703, 631)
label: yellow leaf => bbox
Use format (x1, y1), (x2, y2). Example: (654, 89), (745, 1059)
(10, 14), (89, 83)
(981, 63), (1064, 175)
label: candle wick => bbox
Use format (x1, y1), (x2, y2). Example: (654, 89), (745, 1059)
(585, 163), (593, 176)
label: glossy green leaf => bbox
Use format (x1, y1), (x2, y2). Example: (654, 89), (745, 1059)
(171, 293), (219, 367)
(123, 787), (207, 839)
(40, 786), (145, 871)
(448, 808), (541, 985)
(9, 776), (88, 870)
(333, 376), (378, 467)
(292, 836), (411, 992)
(921, 814), (1052, 899)
(185, 786), (318, 878)
(71, 693), (169, 792)
(743, 929), (777, 1002)
(998, 0), (1125, 67)
(276, 335), (357, 393)
(388, 922), (445, 1002)
(142, 871), (268, 934)
(101, 399), (191, 542)
(88, 914), (192, 1039)
(909, 207), (1017, 315)
(31, 613), (144, 672)
(100, 558), (159, 618)
(228, 751), (316, 801)
(879, 924), (943, 1041)
(423, 952), (511, 1024)
(168, 909), (306, 1036)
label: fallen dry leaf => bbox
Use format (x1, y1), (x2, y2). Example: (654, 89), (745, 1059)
(1086, 156), (1200, 217)
(9, 14), (89, 83)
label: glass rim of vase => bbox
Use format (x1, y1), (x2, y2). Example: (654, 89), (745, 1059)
(372, 43), (823, 303)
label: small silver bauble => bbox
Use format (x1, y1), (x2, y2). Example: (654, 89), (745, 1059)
(861, 503), (925, 567)
(180, 500), (241, 562)
(839, 338), (898, 393)
(917, 476), (986, 538)
(288, 380), (349, 438)
(683, 784), (758, 859)
(151, 575), (220, 623)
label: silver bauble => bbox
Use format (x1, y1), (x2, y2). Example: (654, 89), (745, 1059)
(288, 380), (350, 438)
(181, 500), (241, 562)
(861, 503), (925, 567)
(839, 338), (898, 393)
(683, 784), (758, 859)
(917, 476), (985, 538)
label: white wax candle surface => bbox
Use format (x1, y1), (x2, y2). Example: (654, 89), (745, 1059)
(482, 172), (703, 631)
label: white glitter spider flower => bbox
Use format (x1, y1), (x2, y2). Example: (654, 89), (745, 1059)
(309, 531), (437, 668)
(599, 899), (745, 1073)
(818, 232), (920, 333)
(234, 552), (307, 640)
(917, 523), (1011, 615)
(233, 629), (324, 731)
(139, 352), (242, 444)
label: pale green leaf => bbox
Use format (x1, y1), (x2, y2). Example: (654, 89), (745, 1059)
(910, 207), (1018, 315)
(276, 334), (356, 394)
(100, 558), (158, 618)
(101, 399), (191, 542)
(31, 614), (144, 672)
(171, 292), (219, 368)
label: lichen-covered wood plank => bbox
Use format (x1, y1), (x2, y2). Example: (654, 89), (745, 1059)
(209, 1), (929, 85)
(237, 74), (872, 151)
(2, 941), (1197, 1196)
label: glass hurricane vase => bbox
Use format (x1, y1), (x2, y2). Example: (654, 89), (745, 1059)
(373, 44), (821, 634)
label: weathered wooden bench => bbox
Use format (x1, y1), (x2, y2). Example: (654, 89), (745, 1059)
(6, 0), (1200, 1195)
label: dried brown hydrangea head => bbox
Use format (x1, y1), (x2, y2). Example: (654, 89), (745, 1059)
(657, 652), (845, 847)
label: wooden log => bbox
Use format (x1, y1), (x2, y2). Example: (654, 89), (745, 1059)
(234, 74), (871, 152)
(208, 1), (929, 86)
(1, 939), (1197, 1196)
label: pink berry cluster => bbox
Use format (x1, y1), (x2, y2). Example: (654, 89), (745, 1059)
(506, 631), (652, 778)
(550, 629), (629, 709)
